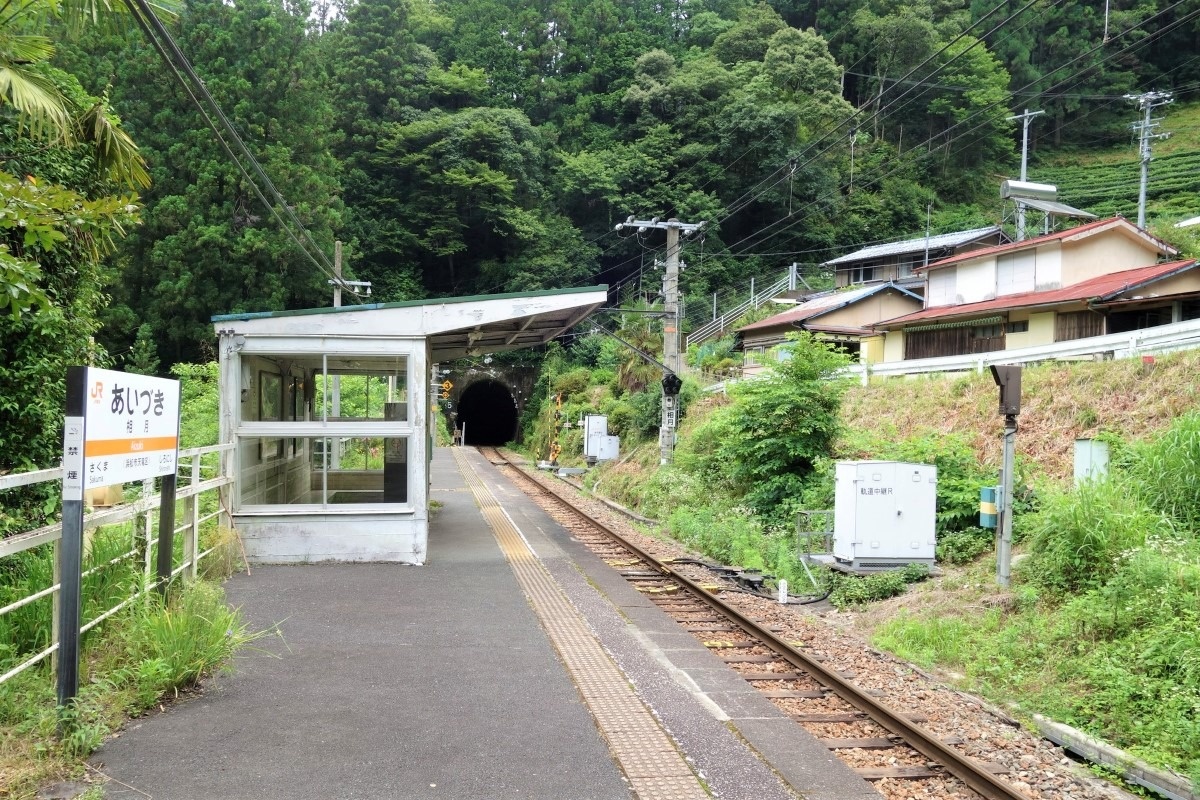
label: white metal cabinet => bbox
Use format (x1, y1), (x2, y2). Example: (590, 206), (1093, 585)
(833, 461), (938, 568)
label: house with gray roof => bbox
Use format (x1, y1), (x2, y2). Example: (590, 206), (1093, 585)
(736, 282), (923, 375)
(824, 226), (1008, 290)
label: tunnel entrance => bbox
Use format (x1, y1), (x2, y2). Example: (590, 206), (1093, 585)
(456, 380), (519, 446)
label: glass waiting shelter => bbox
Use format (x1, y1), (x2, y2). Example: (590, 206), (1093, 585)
(211, 286), (607, 564)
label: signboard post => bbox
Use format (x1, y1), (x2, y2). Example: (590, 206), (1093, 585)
(58, 367), (180, 711)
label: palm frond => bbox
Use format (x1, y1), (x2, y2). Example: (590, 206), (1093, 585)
(0, 65), (70, 140)
(76, 99), (150, 189)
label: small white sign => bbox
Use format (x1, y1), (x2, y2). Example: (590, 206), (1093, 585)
(62, 416), (85, 500)
(79, 368), (181, 489)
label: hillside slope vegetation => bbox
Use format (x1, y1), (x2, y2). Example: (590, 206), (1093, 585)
(841, 349), (1200, 483)
(580, 347), (1200, 788)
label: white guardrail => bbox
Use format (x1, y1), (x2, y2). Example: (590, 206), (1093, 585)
(0, 443), (234, 686)
(845, 317), (1200, 385)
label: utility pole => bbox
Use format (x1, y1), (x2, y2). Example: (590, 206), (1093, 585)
(615, 216), (705, 464)
(1125, 91), (1173, 228)
(331, 241), (343, 469)
(1005, 109), (1044, 241)
(326, 242), (372, 469)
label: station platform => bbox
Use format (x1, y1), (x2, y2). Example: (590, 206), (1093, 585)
(90, 447), (879, 800)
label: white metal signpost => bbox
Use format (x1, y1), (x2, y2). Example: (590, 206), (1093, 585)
(59, 367), (180, 710)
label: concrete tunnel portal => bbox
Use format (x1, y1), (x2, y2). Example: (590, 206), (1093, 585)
(456, 379), (519, 446)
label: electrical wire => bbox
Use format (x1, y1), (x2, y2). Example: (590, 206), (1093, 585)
(121, 0), (357, 300)
(719, 0), (1200, 257)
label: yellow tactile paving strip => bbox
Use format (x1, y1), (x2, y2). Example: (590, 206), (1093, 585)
(454, 449), (709, 800)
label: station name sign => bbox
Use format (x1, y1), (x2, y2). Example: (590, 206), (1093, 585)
(62, 367), (181, 499)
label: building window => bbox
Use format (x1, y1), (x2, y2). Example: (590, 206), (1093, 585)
(236, 352), (414, 512)
(973, 324), (1003, 339)
(1006, 320), (1029, 333)
(847, 265), (878, 284)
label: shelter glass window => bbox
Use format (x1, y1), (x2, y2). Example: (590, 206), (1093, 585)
(235, 352), (415, 512)
(314, 356), (409, 422)
(239, 436), (409, 507)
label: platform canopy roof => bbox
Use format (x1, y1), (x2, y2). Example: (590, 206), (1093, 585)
(213, 286), (609, 360)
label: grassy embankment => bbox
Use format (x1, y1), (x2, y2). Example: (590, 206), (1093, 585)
(590, 350), (1200, 786)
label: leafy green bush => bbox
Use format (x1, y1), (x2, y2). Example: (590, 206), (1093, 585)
(827, 565), (928, 609)
(552, 367), (593, 399)
(173, 361), (219, 448)
(1127, 410), (1200, 532)
(936, 528), (993, 564)
(683, 334), (851, 525)
(1019, 477), (1175, 596)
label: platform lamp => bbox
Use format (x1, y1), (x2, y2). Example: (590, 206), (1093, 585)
(989, 365), (1021, 587)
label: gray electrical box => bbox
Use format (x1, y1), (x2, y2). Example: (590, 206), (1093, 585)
(1074, 439), (1109, 485)
(833, 461), (937, 570)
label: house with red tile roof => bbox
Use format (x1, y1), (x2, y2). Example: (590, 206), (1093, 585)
(869, 217), (1200, 362)
(736, 283), (923, 375)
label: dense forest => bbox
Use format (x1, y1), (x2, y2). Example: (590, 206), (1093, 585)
(22, 0), (1200, 361)
(2, 0), (1199, 474)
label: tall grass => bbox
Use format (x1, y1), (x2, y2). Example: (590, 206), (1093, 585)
(0, 580), (261, 796)
(1127, 410), (1200, 531)
(1021, 477), (1175, 595)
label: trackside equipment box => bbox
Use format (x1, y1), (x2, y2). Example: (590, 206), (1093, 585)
(833, 461), (937, 570)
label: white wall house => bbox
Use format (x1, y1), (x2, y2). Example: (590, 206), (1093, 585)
(868, 218), (1200, 362)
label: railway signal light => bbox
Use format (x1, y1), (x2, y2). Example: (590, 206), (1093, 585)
(662, 373), (682, 397)
(989, 365), (1021, 417)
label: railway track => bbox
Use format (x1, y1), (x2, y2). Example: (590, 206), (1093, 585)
(479, 447), (1032, 800)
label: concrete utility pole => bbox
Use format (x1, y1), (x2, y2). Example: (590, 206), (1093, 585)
(615, 216), (705, 464)
(1006, 109), (1044, 241)
(331, 241), (343, 468)
(1125, 91), (1173, 228)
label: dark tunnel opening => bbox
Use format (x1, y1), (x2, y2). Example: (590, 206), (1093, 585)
(456, 380), (519, 446)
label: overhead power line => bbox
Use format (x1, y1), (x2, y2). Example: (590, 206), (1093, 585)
(120, 0), (356, 300)
(720, 0), (1200, 257)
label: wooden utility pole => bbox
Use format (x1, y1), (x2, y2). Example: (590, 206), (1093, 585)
(614, 217), (705, 464)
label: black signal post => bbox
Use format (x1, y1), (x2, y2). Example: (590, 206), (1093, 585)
(989, 365), (1021, 586)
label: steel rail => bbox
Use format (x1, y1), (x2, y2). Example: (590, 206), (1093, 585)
(488, 449), (1028, 800)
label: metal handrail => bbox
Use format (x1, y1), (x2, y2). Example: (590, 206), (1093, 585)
(686, 273), (792, 348)
(0, 443), (233, 687)
(847, 317), (1200, 384)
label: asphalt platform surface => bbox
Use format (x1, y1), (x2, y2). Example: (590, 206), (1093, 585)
(91, 447), (879, 800)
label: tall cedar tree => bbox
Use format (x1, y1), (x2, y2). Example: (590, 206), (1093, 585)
(105, 0), (342, 365)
